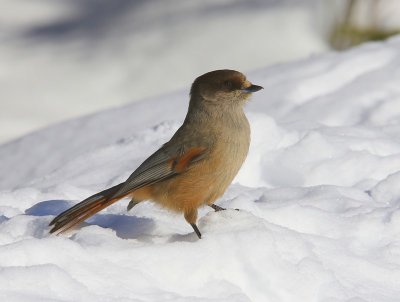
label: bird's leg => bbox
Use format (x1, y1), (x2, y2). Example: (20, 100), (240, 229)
(210, 204), (226, 212)
(127, 198), (140, 211)
(184, 208), (201, 239)
(190, 223), (202, 239)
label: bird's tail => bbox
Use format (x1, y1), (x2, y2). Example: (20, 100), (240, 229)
(49, 182), (126, 234)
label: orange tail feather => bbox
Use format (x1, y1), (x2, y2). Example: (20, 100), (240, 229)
(49, 183), (127, 234)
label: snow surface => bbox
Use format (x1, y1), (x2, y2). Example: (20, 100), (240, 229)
(2, 37), (400, 301)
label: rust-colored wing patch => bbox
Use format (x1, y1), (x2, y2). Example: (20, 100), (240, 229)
(172, 147), (207, 173)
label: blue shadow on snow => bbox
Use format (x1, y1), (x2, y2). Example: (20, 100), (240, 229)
(25, 199), (155, 239)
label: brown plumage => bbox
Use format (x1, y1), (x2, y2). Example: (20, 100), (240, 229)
(49, 69), (263, 238)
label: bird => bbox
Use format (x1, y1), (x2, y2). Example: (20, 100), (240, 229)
(49, 69), (263, 239)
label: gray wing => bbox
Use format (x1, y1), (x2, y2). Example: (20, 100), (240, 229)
(110, 143), (207, 199)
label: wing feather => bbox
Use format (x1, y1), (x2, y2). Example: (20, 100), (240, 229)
(111, 144), (207, 199)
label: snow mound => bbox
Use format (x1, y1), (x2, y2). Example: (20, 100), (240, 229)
(1, 37), (400, 301)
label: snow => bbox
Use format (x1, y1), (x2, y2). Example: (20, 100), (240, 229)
(2, 37), (400, 301)
(0, 0), (327, 143)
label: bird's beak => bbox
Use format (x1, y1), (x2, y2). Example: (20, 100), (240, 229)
(242, 84), (263, 93)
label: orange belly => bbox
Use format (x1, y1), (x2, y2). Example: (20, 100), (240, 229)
(149, 155), (228, 213)
(130, 139), (248, 224)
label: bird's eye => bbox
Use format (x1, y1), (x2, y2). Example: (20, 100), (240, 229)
(223, 81), (233, 90)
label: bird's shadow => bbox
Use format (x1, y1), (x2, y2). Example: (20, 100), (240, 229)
(168, 233), (199, 243)
(25, 199), (155, 240)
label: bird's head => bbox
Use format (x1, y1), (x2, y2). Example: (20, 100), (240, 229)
(190, 70), (263, 106)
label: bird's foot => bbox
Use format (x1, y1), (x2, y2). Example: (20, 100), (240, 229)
(210, 204), (226, 212)
(209, 204), (239, 212)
